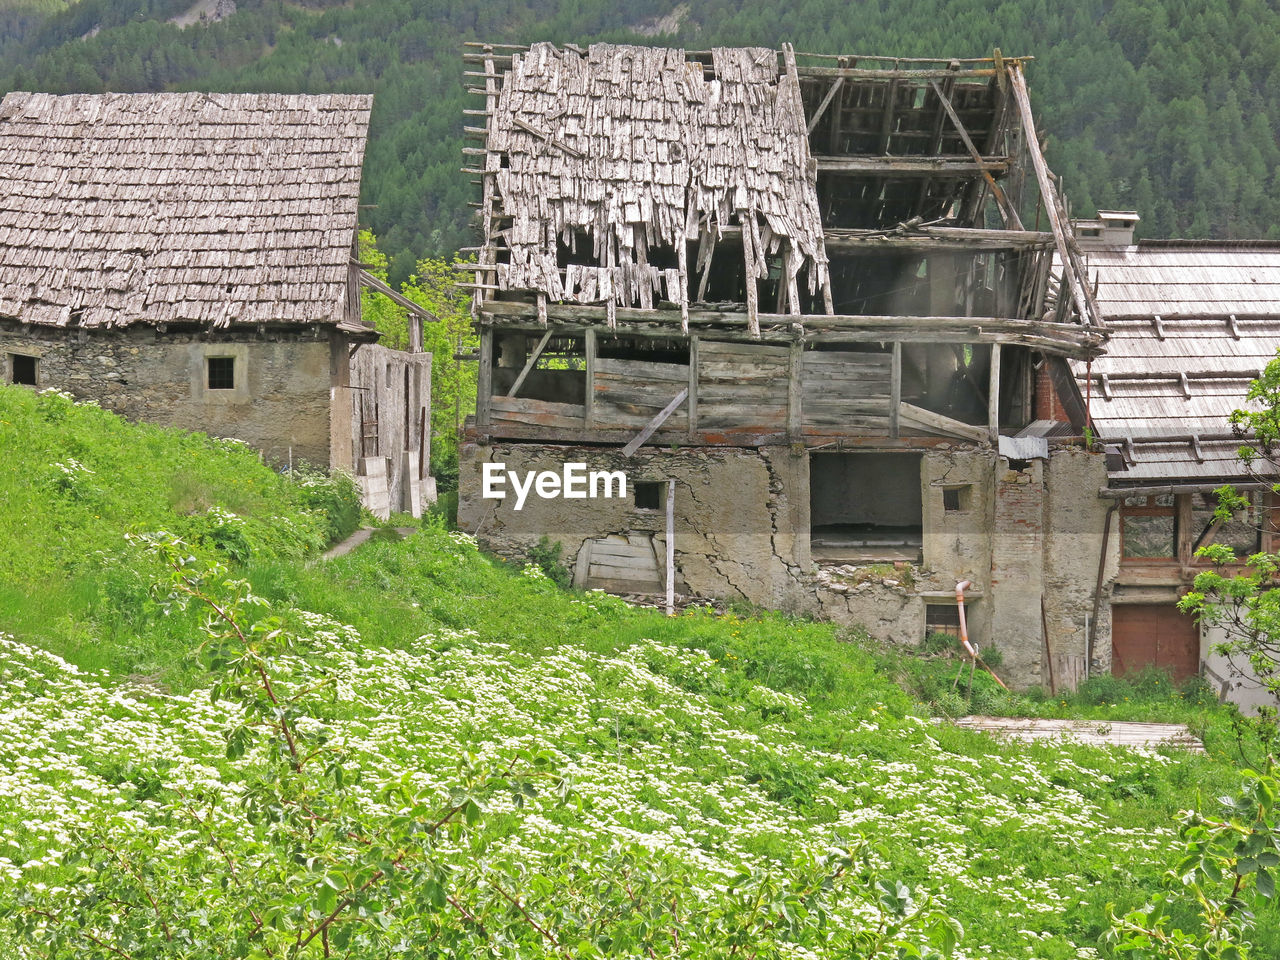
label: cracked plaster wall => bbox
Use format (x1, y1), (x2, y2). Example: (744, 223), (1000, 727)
(458, 440), (1111, 689)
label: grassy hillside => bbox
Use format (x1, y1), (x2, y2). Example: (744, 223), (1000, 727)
(1, 383), (1278, 957)
(0, 385), (360, 677)
(1, 0), (1277, 282)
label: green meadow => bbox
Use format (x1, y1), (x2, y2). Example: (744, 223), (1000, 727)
(0, 384), (1275, 958)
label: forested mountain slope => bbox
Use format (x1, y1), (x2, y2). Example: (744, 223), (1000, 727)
(2, 0), (1277, 282)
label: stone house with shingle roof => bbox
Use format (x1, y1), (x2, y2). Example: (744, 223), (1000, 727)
(0, 91), (432, 515)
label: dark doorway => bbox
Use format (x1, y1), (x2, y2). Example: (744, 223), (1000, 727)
(10, 354), (36, 386)
(810, 452), (923, 561)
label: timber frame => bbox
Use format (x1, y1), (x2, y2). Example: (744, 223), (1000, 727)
(461, 42), (1104, 451)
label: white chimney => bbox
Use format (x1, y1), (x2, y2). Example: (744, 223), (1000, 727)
(1073, 210), (1140, 248)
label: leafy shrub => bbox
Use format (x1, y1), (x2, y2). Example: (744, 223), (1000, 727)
(428, 489), (459, 528)
(289, 465), (362, 544)
(527, 535), (573, 589)
(922, 630), (960, 656)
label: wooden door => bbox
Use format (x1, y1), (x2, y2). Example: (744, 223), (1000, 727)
(1111, 604), (1200, 684)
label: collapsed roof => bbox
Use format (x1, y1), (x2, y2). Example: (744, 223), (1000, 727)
(486, 43), (828, 323)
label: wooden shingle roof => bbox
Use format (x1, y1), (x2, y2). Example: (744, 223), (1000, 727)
(486, 43), (828, 316)
(1065, 242), (1280, 484)
(1086, 242), (1280, 318)
(0, 91), (373, 329)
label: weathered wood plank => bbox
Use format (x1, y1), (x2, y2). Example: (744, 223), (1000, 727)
(890, 341), (902, 438)
(477, 328), (494, 427)
(688, 335), (699, 440)
(622, 388), (690, 456)
(506, 329), (553, 398)
(899, 403), (987, 442)
(489, 395), (585, 429)
(815, 156), (1009, 176)
(788, 340), (803, 440)
(988, 343), (1001, 441)
(584, 328), (597, 428)
(1008, 65), (1099, 327)
(595, 358), (690, 382)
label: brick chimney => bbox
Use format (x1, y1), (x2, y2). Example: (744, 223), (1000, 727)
(1033, 359), (1072, 422)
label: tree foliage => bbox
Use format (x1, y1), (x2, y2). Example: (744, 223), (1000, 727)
(1180, 355), (1280, 715)
(1, 0), (1278, 281)
(1107, 762), (1280, 959)
(358, 230), (476, 486)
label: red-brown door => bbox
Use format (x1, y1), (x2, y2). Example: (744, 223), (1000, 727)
(1111, 603), (1200, 684)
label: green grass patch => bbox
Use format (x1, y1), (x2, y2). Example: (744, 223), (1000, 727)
(1, 383), (1278, 957)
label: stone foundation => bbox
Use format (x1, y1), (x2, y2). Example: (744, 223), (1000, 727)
(459, 439), (1114, 689)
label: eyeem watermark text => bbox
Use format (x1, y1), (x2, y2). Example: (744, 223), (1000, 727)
(482, 463), (627, 510)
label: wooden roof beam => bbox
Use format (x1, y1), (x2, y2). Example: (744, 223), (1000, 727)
(929, 79), (1022, 228)
(815, 156), (1009, 176)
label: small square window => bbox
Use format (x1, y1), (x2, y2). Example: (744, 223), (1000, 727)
(207, 357), (235, 391)
(942, 486), (970, 512)
(634, 481), (662, 510)
(925, 602), (962, 639)
(10, 354), (37, 386)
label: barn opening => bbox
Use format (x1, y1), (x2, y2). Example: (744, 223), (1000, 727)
(809, 452), (923, 561)
(9, 353), (37, 386)
(491, 332), (586, 405)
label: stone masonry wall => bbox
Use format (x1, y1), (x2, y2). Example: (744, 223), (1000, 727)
(458, 442), (810, 610)
(0, 323), (338, 467)
(1043, 446), (1117, 681)
(458, 439), (1111, 689)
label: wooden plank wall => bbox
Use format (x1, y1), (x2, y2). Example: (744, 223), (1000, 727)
(592, 357), (690, 431)
(697, 340), (789, 430)
(801, 350), (892, 433)
(488, 395), (585, 430)
(485, 340), (900, 441)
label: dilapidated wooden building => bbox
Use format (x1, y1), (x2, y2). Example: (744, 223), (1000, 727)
(0, 91), (432, 516)
(457, 42), (1116, 688)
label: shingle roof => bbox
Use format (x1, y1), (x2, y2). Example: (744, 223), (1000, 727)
(1084, 242), (1280, 318)
(1068, 314), (1279, 484)
(486, 43), (828, 314)
(0, 91), (372, 329)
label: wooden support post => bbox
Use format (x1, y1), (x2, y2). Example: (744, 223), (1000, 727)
(788, 340), (803, 440)
(988, 343), (1001, 442)
(687, 335), (699, 440)
(879, 77), (899, 153)
(584, 327), (597, 428)
(776, 249), (789, 313)
(506, 328), (553, 398)
(786, 252), (801, 316)
(740, 213), (760, 336)
(477, 328), (494, 428)
(665, 479), (676, 617)
(677, 235), (690, 332)
(476, 47), (500, 315)
(1176, 493), (1194, 565)
(827, 57), (849, 153)
(890, 341), (902, 438)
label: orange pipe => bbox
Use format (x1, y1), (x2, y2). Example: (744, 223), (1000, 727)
(954, 579), (1010, 691)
